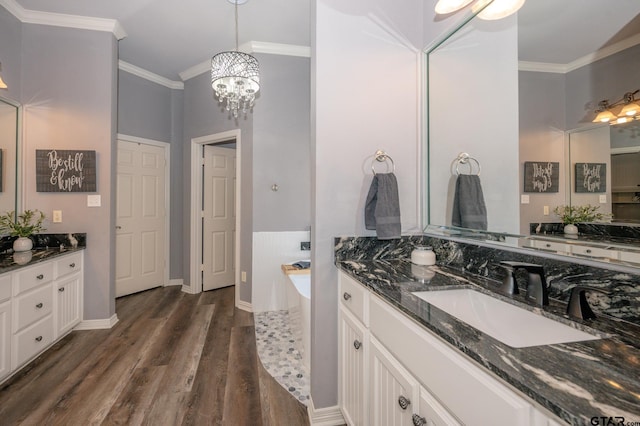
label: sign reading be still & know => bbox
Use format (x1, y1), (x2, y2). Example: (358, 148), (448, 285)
(36, 150), (97, 192)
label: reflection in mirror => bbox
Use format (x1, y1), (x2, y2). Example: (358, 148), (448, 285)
(0, 96), (19, 231)
(425, 0), (640, 267)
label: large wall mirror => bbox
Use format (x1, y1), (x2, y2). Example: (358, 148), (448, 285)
(425, 0), (640, 266)
(0, 96), (20, 226)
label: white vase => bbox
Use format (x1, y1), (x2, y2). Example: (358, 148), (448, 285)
(563, 224), (578, 235)
(13, 236), (33, 252)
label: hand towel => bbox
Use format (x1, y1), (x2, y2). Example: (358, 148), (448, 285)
(451, 174), (487, 230)
(365, 173), (401, 240)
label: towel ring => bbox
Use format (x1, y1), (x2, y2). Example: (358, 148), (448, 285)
(371, 150), (395, 175)
(455, 152), (481, 176)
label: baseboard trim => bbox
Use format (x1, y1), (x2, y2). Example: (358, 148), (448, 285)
(167, 279), (184, 287)
(236, 299), (253, 312)
(181, 284), (198, 294)
(307, 398), (344, 426)
(75, 314), (119, 330)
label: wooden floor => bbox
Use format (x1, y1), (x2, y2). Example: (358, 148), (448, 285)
(0, 285), (310, 426)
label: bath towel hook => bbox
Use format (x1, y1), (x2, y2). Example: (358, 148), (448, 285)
(455, 152), (481, 176)
(371, 150), (395, 175)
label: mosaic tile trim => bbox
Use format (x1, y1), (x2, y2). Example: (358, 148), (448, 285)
(254, 310), (310, 405)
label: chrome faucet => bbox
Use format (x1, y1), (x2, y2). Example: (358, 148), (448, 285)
(499, 261), (549, 306)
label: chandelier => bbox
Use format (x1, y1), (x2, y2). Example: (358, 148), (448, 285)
(211, 0), (260, 118)
(592, 90), (640, 125)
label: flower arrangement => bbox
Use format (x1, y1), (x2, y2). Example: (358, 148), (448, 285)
(0, 210), (46, 237)
(553, 204), (612, 225)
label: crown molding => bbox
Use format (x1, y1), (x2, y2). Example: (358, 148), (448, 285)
(179, 41), (311, 81)
(119, 60), (184, 90)
(0, 0), (127, 40)
(520, 33), (640, 75)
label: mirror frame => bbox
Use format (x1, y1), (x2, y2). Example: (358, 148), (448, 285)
(0, 94), (22, 224)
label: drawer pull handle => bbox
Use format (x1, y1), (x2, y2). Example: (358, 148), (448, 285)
(585, 249), (592, 254)
(343, 292), (352, 301)
(36, 303), (43, 309)
(59, 287), (65, 292)
(36, 274), (44, 280)
(412, 414), (426, 426)
(545, 243), (551, 248)
(69, 263), (76, 268)
(398, 395), (411, 410)
(353, 340), (362, 350)
(35, 336), (43, 342)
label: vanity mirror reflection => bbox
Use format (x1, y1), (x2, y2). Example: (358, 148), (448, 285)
(0, 96), (19, 225)
(425, 0), (640, 267)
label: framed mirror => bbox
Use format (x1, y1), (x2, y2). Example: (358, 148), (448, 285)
(425, 0), (640, 266)
(0, 95), (20, 228)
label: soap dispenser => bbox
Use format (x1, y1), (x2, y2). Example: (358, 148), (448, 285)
(411, 246), (436, 266)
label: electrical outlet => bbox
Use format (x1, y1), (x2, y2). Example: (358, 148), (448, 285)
(241, 271), (247, 282)
(520, 195), (530, 204)
(53, 210), (62, 223)
(543, 206), (549, 216)
(300, 241), (311, 251)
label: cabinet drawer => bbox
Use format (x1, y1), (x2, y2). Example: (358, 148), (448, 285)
(14, 284), (53, 332)
(369, 294), (531, 426)
(570, 245), (618, 259)
(13, 315), (53, 369)
(15, 263), (54, 296)
(529, 239), (569, 253)
(618, 249), (640, 265)
(0, 274), (11, 303)
(339, 273), (368, 325)
(55, 252), (83, 278)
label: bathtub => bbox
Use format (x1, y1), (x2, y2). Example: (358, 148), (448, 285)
(285, 272), (311, 370)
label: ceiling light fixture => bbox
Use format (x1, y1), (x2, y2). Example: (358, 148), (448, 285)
(592, 90), (640, 125)
(433, 0), (525, 20)
(477, 0), (526, 20)
(211, 0), (259, 118)
(0, 62), (7, 89)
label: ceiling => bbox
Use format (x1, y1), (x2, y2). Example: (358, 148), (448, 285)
(13, 0), (311, 81)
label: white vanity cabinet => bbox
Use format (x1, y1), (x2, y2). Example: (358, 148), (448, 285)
(0, 251), (84, 383)
(337, 272), (563, 426)
(0, 275), (11, 381)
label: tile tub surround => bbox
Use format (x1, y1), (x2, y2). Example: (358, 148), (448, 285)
(335, 235), (640, 326)
(335, 257), (640, 424)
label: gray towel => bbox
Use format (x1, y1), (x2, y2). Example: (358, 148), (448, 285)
(365, 173), (401, 240)
(452, 174), (487, 230)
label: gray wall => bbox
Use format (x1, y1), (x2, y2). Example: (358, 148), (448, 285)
(0, 7), (21, 102)
(117, 70), (184, 280)
(21, 24), (118, 320)
(182, 71), (254, 303)
(252, 54), (311, 232)
(519, 71), (566, 234)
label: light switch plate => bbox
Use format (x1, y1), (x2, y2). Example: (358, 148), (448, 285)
(520, 195), (530, 204)
(87, 194), (101, 207)
(543, 206), (549, 216)
(52, 210), (62, 223)
(599, 194), (607, 203)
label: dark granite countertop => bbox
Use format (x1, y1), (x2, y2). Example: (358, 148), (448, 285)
(0, 247), (85, 275)
(336, 259), (640, 425)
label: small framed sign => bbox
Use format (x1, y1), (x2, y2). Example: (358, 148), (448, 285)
(575, 163), (606, 193)
(36, 149), (97, 192)
(523, 161), (559, 193)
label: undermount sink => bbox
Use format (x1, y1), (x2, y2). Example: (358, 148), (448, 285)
(412, 289), (601, 348)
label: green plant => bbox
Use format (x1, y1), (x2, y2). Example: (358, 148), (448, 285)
(0, 210), (46, 237)
(553, 205), (612, 225)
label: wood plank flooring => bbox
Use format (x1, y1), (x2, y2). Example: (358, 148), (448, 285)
(0, 286), (310, 426)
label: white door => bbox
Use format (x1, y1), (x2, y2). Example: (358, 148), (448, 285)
(202, 145), (235, 291)
(116, 140), (167, 297)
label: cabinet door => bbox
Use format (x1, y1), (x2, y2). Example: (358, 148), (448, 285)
(413, 386), (461, 426)
(369, 336), (419, 426)
(339, 307), (368, 426)
(55, 275), (82, 338)
(0, 300), (10, 381)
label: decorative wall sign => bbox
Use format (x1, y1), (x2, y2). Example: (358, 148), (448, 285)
(523, 161), (559, 193)
(575, 162), (606, 193)
(36, 149), (97, 192)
